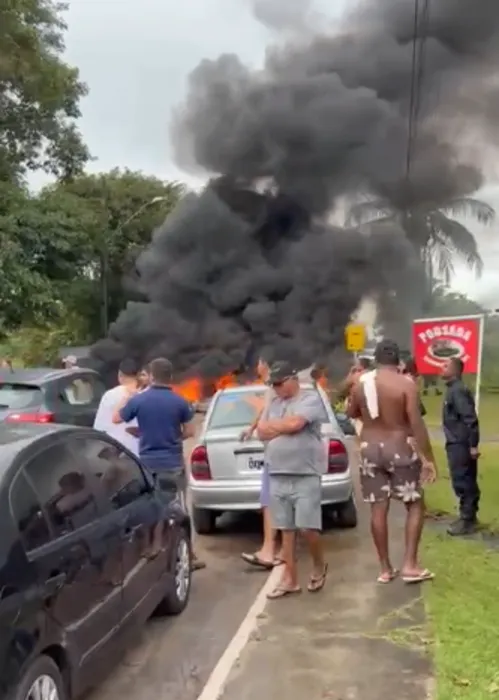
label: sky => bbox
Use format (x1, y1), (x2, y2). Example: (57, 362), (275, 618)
(37, 0), (499, 308)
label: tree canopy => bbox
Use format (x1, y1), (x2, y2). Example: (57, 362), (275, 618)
(0, 0), (89, 183)
(0, 170), (185, 348)
(347, 197), (494, 289)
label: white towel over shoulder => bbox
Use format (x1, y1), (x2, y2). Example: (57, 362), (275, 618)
(359, 369), (379, 419)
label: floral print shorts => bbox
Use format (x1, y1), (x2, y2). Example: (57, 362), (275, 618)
(359, 439), (423, 503)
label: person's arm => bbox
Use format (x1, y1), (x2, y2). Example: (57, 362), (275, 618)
(257, 394), (322, 440)
(345, 383), (362, 419)
(112, 393), (139, 424)
(453, 385), (480, 450)
(240, 404), (266, 440)
(405, 380), (435, 466)
(180, 400), (196, 440)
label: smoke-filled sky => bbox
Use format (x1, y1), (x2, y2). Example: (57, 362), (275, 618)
(50, 0), (499, 308)
(86, 0), (499, 375)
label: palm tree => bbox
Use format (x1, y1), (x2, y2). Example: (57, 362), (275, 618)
(346, 197), (495, 293)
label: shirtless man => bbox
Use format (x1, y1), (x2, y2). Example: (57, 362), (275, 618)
(347, 339), (437, 584)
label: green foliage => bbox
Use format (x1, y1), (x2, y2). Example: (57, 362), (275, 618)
(0, 0), (89, 182)
(0, 311), (90, 366)
(0, 170), (184, 342)
(347, 196), (494, 287)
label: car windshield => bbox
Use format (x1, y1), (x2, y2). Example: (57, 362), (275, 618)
(0, 384), (42, 409)
(207, 388), (329, 430)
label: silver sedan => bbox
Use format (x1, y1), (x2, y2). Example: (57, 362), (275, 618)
(188, 383), (357, 534)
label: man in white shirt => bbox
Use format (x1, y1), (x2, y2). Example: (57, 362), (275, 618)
(93, 359), (139, 455)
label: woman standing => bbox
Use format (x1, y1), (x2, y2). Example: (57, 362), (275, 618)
(240, 358), (283, 569)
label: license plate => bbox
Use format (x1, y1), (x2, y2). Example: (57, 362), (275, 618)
(248, 457), (264, 471)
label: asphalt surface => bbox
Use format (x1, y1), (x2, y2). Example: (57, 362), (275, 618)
(87, 426), (271, 700)
(87, 433), (380, 700)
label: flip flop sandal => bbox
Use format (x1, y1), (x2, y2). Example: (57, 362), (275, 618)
(273, 557), (285, 566)
(402, 569), (434, 584)
(191, 559), (207, 571)
(307, 563), (329, 593)
(377, 569), (399, 584)
(241, 552), (274, 570)
(267, 586), (302, 600)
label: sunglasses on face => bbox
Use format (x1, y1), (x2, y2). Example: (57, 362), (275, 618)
(269, 375), (292, 388)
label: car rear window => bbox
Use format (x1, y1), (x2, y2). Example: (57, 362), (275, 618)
(207, 388), (330, 430)
(0, 384), (43, 409)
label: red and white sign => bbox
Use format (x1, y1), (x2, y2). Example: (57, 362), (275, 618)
(412, 317), (481, 375)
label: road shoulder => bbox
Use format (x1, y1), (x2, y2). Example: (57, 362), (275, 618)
(219, 518), (434, 700)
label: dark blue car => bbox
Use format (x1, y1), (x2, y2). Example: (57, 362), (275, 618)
(0, 424), (191, 700)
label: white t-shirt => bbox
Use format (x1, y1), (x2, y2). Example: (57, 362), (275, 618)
(93, 386), (139, 455)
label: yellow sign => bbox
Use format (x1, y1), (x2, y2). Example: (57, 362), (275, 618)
(345, 323), (366, 352)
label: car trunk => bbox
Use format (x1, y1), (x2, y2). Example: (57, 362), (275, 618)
(205, 423), (334, 481)
(0, 384), (43, 422)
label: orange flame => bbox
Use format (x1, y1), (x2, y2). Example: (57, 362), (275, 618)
(214, 374), (239, 391)
(171, 377), (203, 402)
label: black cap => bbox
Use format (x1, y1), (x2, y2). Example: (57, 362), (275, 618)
(268, 361), (298, 385)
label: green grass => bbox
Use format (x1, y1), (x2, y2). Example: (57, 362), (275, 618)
(423, 441), (499, 699)
(423, 392), (499, 439)
(425, 443), (499, 531)
(423, 532), (499, 700)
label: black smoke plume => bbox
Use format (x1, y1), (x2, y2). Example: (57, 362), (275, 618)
(92, 0), (499, 379)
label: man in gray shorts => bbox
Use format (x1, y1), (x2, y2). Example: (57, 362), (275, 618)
(257, 361), (328, 599)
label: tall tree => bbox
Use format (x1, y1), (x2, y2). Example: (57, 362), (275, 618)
(0, 0), (89, 183)
(0, 184), (94, 331)
(347, 197), (494, 296)
(46, 170), (186, 335)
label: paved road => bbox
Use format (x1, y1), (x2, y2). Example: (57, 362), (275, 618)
(87, 423), (270, 700)
(88, 432), (364, 700)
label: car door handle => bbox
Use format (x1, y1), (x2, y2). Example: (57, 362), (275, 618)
(123, 524), (142, 541)
(44, 572), (67, 598)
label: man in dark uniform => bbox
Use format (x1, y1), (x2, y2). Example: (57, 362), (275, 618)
(442, 357), (480, 536)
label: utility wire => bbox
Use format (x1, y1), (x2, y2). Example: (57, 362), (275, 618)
(405, 0), (431, 182)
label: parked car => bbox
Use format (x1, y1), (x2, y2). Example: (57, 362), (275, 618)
(0, 368), (106, 427)
(189, 383), (357, 534)
(335, 411), (356, 436)
(0, 423), (191, 700)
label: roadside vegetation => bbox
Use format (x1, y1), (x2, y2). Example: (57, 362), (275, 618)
(423, 396), (499, 700)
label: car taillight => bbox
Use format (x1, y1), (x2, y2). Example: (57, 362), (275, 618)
(190, 445), (212, 480)
(327, 439), (348, 474)
(6, 412), (55, 424)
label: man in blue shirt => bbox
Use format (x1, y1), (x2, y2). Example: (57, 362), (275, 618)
(112, 357), (205, 570)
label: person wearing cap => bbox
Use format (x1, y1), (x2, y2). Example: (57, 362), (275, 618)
(257, 361), (328, 599)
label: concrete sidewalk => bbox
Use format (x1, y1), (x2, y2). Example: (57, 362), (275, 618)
(220, 505), (434, 700)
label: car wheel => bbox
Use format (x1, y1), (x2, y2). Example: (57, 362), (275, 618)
(192, 507), (217, 535)
(156, 528), (192, 616)
(13, 655), (66, 700)
(336, 495), (358, 528)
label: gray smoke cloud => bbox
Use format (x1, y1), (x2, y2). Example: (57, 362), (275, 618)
(248, 0), (323, 34)
(93, 0), (499, 379)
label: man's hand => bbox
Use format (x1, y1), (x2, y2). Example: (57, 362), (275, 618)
(240, 427), (254, 442)
(470, 446), (480, 459)
(421, 458), (437, 484)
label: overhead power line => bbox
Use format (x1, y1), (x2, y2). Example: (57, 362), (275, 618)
(406, 0), (431, 182)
